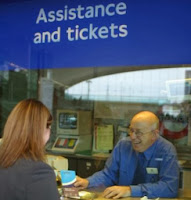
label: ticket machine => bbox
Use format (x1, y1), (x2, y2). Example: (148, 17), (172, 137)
(51, 110), (92, 154)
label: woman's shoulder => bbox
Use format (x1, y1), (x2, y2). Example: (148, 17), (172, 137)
(15, 158), (55, 184)
(14, 158), (53, 174)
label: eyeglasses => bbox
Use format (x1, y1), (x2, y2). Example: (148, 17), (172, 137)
(129, 128), (154, 137)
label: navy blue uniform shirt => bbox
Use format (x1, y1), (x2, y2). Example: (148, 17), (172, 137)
(88, 136), (179, 198)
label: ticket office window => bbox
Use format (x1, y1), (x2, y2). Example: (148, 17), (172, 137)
(1, 66), (191, 159)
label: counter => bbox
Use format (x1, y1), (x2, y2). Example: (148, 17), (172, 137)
(61, 189), (191, 200)
(94, 189), (191, 200)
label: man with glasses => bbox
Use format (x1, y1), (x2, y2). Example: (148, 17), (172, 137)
(74, 111), (179, 199)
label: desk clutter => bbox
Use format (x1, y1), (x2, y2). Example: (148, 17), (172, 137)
(56, 169), (96, 199)
(46, 154), (68, 171)
(60, 191), (96, 200)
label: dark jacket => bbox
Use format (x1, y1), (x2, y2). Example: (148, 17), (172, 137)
(0, 158), (60, 200)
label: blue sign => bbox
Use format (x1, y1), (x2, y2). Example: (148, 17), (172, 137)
(0, 0), (191, 70)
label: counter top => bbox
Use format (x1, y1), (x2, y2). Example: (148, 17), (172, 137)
(178, 160), (191, 169)
(61, 189), (191, 200)
(93, 189), (191, 200)
(178, 189), (191, 198)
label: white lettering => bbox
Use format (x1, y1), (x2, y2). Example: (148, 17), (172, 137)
(42, 31), (51, 43)
(119, 25), (128, 37)
(89, 24), (98, 39)
(64, 6), (68, 20)
(94, 5), (105, 17)
(105, 4), (115, 16)
(35, 3), (128, 43)
(66, 23), (128, 42)
(77, 5), (85, 19)
(110, 23), (118, 38)
(75, 25), (79, 40)
(33, 32), (41, 43)
(56, 10), (64, 21)
(36, 2), (127, 23)
(116, 2), (127, 15)
(79, 28), (89, 40)
(48, 11), (55, 22)
(98, 26), (109, 39)
(52, 27), (61, 42)
(68, 8), (76, 20)
(85, 6), (94, 18)
(33, 27), (61, 44)
(67, 27), (75, 41)
(36, 8), (47, 24)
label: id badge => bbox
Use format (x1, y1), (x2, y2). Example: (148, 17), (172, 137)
(146, 167), (158, 174)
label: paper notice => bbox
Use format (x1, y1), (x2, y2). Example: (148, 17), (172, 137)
(95, 125), (113, 151)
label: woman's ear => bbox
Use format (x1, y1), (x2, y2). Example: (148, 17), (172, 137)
(43, 128), (51, 145)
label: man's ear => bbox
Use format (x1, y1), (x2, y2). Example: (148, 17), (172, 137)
(152, 129), (159, 140)
(154, 129), (159, 135)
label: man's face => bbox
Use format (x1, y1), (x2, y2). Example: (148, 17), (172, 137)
(129, 119), (157, 152)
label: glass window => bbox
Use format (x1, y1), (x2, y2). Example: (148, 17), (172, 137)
(0, 69), (38, 136)
(48, 67), (191, 156)
(1, 66), (191, 157)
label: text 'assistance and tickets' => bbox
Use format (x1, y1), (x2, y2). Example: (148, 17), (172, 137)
(34, 2), (128, 43)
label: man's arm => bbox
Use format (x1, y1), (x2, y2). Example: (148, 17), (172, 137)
(74, 155), (119, 189)
(86, 141), (125, 188)
(77, 139), (132, 189)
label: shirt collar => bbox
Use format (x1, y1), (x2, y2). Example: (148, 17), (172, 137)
(142, 137), (159, 160)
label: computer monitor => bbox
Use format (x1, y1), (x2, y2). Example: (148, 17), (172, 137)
(56, 110), (92, 135)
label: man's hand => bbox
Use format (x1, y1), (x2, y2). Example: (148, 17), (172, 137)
(74, 176), (89, 189)
(103, 186), (131, 199)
